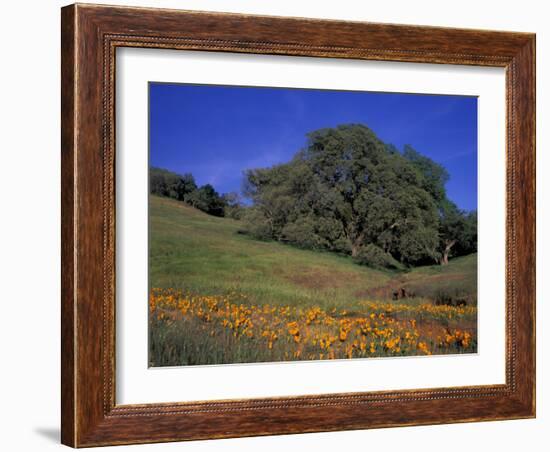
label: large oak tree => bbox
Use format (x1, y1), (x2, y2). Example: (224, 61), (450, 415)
(243, 124), (476, 267)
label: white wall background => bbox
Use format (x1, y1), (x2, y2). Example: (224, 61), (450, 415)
(0, 1), (545, 450)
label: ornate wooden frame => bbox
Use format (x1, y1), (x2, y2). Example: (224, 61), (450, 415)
(61, 3), (536, 447)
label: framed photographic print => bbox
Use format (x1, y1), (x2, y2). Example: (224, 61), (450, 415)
(61, 3), (536, 447)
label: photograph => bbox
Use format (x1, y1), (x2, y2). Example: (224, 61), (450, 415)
(147, 83), (479, 367)
(47, 1), (537, 448)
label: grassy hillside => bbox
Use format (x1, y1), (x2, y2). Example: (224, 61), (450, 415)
(149, 196), (477, 365)
(149, 195), (477, 309)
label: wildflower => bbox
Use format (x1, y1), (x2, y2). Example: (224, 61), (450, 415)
(417, 341), (431, 355)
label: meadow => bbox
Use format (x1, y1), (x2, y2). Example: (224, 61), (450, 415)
(149, 195), (477, 366)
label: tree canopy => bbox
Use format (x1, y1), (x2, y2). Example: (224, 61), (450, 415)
(150, 167), (230, 217)
(243, 124), (476, 267)
(150, 167), (197, 201)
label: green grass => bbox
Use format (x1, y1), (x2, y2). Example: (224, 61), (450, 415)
(395, 254), (478, 305)
(149, 195), (477, 309)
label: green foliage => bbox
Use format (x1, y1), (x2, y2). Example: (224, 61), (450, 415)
(402, 147), (477, 264)
(403, 144), (449, 205)
(353, 243), (403, 270)
(437, 200), (477, 264)
(186, 184), (225, 217)
(222, 192), (245, 220)
(243, 124), (452, 266)
(150, 167), (197, 201)
(149, 167), (227, 217)
(239, 207), (273, 240)
(281, 216), (328, 250)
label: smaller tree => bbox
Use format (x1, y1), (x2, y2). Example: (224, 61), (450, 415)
(149, 167), (197, 201)
(186, 184), (226, 217)
(177, 173), (198, 201)
(438, 200), (477, 265)
(149, 167), (169, 196)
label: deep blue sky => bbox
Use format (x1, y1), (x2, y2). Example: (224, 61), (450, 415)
(150, 83), (478, 211)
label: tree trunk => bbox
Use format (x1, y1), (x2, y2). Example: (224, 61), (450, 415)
(439, 240), (456, 265)
(350, 232), (365, 258)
